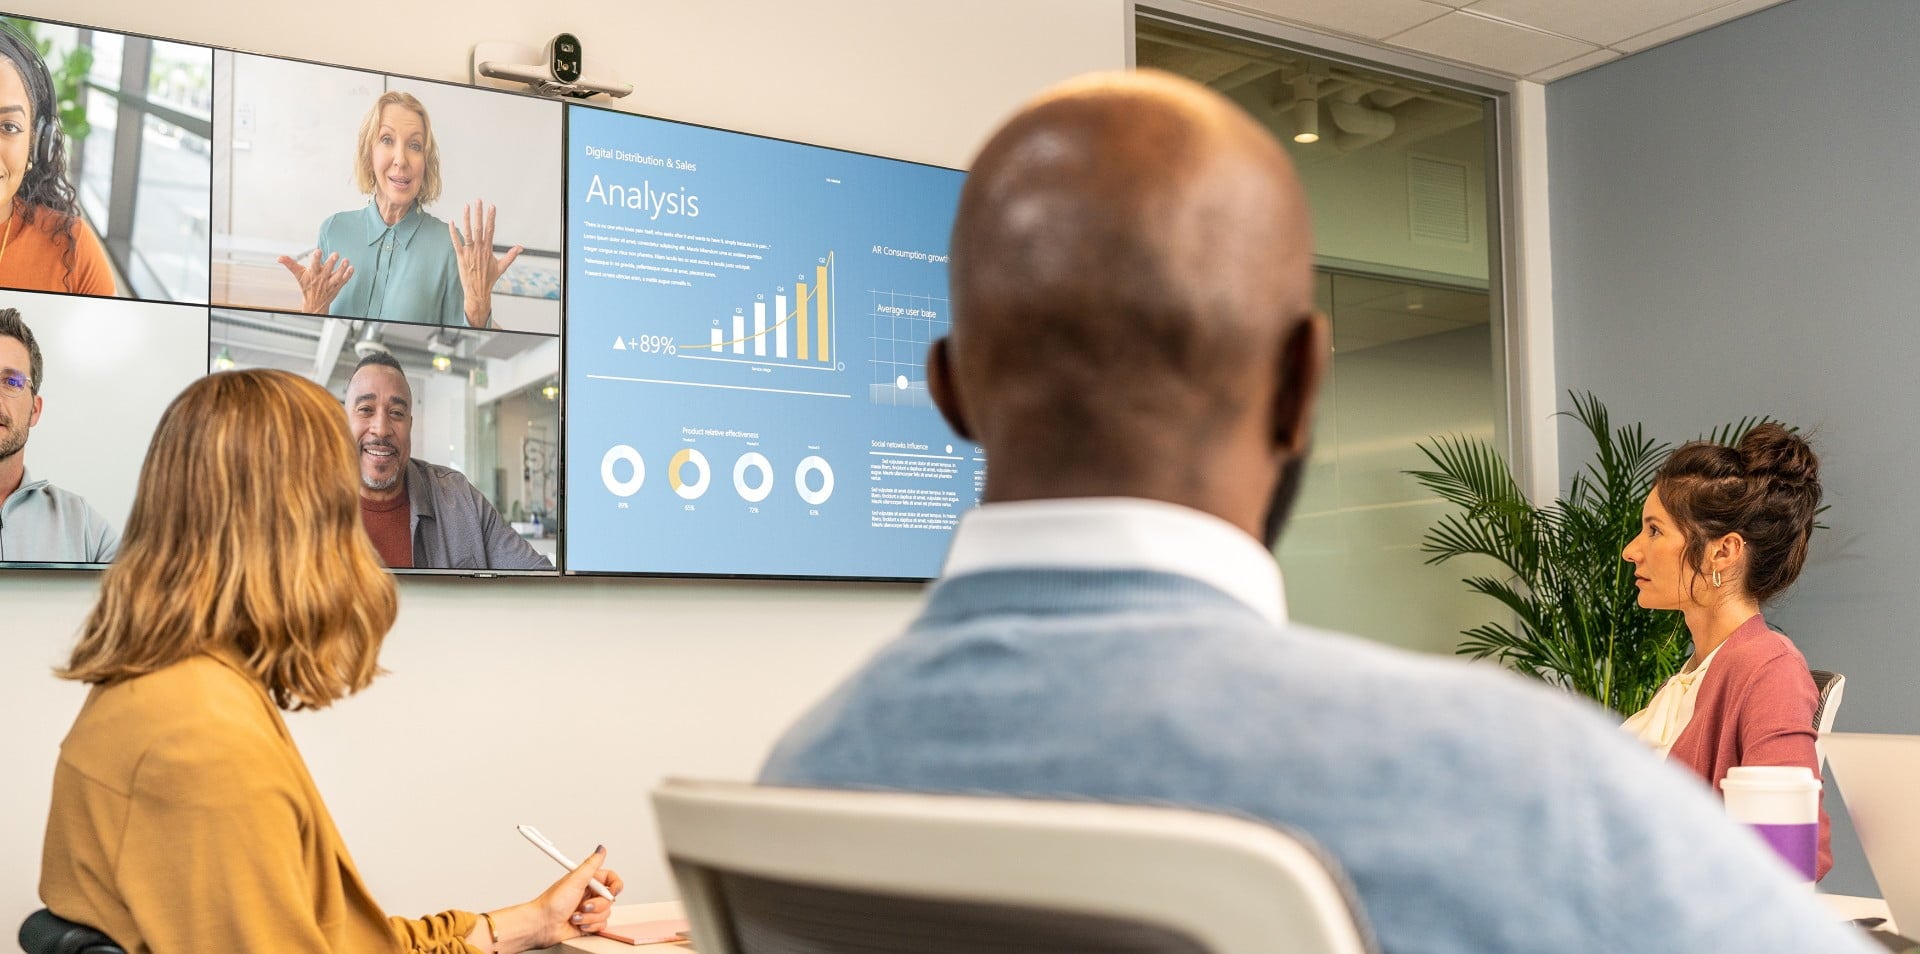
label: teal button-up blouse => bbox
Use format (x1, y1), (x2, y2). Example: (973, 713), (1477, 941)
(315, 200), (471, 327)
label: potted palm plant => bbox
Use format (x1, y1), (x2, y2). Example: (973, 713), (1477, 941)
(1408, 392), (1759, 716)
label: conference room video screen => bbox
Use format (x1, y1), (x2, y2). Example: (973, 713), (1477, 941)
(562, 105), (975, 579)
(0, 13), (559, 575)
(4, 10), (974, 580)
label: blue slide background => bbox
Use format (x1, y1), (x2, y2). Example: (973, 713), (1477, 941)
(564, 105), (974, 578)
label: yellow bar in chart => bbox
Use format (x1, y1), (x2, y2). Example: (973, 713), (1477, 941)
(816, 265), (830, 362)
(796, 282), (811, 360)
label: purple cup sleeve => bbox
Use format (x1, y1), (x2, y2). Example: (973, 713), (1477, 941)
(1751, 822), (1819, 881)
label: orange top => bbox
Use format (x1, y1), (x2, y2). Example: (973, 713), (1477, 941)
(0, 203), (116, 297)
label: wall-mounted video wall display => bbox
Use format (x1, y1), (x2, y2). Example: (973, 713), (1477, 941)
(562, 105), (972, 580)
(3, 10), (970, 580)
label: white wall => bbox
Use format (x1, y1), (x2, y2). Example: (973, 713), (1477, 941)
(1, 0), (1127, 929)
(0, 291), (207, 531)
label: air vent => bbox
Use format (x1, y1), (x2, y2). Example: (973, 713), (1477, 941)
(1408, 154), (1471, 247)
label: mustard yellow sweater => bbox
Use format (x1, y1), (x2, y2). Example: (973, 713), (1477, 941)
(39, 651), (481, 953)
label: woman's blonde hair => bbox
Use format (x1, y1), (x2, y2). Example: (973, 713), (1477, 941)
(353, 91), (442, 207)
(60, 370), (397, 710)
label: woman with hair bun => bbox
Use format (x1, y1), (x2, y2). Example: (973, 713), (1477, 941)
(0, 22), (115, 296)
(1621, 422), (1830, 878)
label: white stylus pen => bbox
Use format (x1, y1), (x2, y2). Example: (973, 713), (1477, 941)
(517, 824), (616, 901)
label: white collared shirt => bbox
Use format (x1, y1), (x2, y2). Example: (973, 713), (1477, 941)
(941, 497), (1288, 628)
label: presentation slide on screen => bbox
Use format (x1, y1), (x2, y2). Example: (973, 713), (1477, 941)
(563, 106), (974, 578)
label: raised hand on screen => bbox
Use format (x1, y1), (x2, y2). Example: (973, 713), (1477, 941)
(451, 200), (524, 329)
(277, 250), (355, 315)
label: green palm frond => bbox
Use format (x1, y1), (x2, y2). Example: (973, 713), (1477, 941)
(1407, 391), (1783, 716)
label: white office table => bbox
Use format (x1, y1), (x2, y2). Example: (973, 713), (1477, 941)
(547, 896), (1892, 952)
(1823, 893), (1895, 932)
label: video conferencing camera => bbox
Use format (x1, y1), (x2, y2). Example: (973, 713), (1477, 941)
(472, 34), (632, 99)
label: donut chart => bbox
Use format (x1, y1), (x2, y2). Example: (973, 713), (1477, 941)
(669, 448), (712, 500)
(795, 455), (835, 506)
(600, 445), (645, 497)
(734, 452), (775, 502)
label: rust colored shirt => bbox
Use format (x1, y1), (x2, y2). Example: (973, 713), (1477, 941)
(360, 491), (412, 568)
(0, 204), (115, 297)
(1667, 613), (1832, 879)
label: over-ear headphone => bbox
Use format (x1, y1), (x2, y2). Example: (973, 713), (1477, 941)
(30, 102), (55, 172)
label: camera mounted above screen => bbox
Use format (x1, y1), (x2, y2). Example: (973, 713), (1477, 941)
(471, 35), (632, 100)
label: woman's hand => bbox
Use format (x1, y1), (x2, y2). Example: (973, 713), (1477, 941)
(450, 200), (524, 329)
(471, 846), (624, 952)
(535, 845), (624, 942)
(276, 250), (354, 315)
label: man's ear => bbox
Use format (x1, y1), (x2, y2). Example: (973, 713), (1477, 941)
(1272, 313), (1329, 455)
(927, 337), (974, 442)
(28, 393), (42, 428)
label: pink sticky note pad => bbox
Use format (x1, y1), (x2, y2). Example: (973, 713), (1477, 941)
(596, 919), (690, 946)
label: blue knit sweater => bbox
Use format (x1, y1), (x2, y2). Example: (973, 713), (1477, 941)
(763, 569), (1874, 953)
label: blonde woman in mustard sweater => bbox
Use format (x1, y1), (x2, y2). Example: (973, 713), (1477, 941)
(1621, 422), (1829, 879)
(38, 369), (621, 952)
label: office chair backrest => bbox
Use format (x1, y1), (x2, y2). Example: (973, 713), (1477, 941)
(651, 779), (1378, 954)
(1811, 669), (1846, 768)
(18, 909), (125, 954)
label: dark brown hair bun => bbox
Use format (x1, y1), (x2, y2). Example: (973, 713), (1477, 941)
(1655, 422), (1821, 603)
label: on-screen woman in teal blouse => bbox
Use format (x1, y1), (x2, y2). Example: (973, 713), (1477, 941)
(277, 90), (522, 329)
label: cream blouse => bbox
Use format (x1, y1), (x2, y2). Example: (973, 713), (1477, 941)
(1622, 643), (1727, 757)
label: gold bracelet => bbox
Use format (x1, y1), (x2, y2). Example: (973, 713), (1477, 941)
(479, 911), (499, 953)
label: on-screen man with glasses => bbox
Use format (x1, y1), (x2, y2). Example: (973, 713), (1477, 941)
(0, 308), (117, 563)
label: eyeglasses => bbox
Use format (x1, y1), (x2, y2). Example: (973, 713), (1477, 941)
(0, 368), (31, 396)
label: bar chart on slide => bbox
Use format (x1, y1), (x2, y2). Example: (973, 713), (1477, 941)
(683, 251), (839, 371)
(868, 290), (950, 408)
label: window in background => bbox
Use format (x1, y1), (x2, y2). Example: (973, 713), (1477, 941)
(73, 32), (212, 302)
(76, 30), (122, 227)
(130, 41), (213, 301)
(1137, 17), (1508, 655)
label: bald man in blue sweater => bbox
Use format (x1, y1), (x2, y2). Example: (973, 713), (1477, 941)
(762, 71), (1876, 954)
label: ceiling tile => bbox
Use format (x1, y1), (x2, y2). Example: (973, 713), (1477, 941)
(1528, 48), (1621, 82)
(1463, 0), (1728, 46)
(1612, 0), (1789, 53)
(1388, 11), (1599, 77)
(1224, 0), (1455, 41)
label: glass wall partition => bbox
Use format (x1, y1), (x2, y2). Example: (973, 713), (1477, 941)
(1138, 15), (1509, 654)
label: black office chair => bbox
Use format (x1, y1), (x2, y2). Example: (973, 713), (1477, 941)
(18, 908), (124, 954)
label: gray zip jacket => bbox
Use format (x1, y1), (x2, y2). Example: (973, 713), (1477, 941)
(403, 458), (551, 571)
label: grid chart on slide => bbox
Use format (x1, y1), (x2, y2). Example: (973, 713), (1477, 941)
(868, 290), (950, 408)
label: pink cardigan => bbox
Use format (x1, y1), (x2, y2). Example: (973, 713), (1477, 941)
(1667, 613), (1831, 880)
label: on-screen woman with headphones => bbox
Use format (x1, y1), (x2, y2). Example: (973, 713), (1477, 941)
(0, 23), (114, 296)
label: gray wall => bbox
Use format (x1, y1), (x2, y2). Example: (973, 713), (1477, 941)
(1549, 0), (1920, 897)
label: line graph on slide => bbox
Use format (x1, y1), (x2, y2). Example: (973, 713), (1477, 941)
(868, 290), (949, 408)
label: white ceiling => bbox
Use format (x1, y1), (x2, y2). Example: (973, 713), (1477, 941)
(1206, 0), (1792, 82)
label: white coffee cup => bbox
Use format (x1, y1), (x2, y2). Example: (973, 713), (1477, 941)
(1721, 765), (1821, 881)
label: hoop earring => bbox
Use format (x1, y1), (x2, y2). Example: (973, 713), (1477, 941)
(1711, 569), (1722, 588)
